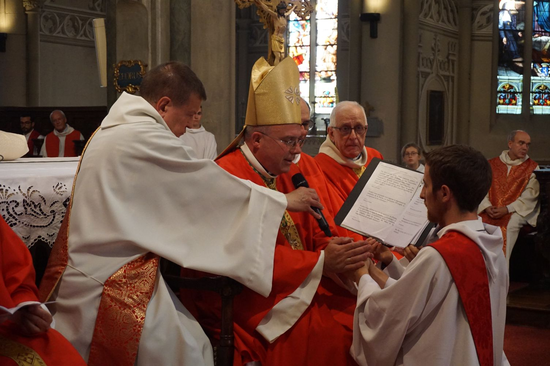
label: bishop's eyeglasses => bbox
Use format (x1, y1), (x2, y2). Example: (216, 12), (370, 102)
(331, 125), (366, 136)
(258, 131), (306, 149)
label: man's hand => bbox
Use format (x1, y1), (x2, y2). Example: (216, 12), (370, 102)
(285, 187), (323, 219)
(486, 206), (508, 219)
(12, 305), (52, 336)
(323, 238), (373, 274)
(353, 258), (389, 288)
(403, 245), (420, 262)
(366, 238), (394, 266)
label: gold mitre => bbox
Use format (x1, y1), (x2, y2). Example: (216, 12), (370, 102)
(217, 56), (301, 159)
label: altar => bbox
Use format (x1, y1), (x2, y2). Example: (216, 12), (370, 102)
(0, 158), (78, 283)
(0, 157), (78, 247)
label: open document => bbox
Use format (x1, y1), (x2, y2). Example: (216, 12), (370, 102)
(335, 158), (432, 248)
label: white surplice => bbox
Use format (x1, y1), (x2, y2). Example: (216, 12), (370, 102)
(352, 218), (510, 366)
(180, 125), (218, 160)
(49, 92), (287, 366)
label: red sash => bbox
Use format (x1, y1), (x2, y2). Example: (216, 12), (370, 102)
(429, 231), (493, 366)
(45, 129), (81, 157)
(479, 157), (538, 252)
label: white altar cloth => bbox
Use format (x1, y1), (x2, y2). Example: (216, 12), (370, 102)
(0, 157), (78, 247)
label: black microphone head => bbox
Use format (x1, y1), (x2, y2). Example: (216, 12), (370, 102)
(292, 173), (309, 188)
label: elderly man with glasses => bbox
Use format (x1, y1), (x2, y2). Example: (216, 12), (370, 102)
(192, 57), (370, 366)
(315, 101), (384, 204)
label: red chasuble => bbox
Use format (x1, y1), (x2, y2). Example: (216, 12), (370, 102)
(315, 147), (383, 204)
(429, 231), (493, 366)
(45, 129), (81, 157)
(0, 217), (86, 366)
(181, 149), (358, 366)
(26, 129), (41, 156)
(479, 157), (538, 252)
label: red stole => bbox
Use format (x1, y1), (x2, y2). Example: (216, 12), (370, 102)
(45, 129), (81, 157)
(429, 231), (493, 366)
(480, 157), (538, 252)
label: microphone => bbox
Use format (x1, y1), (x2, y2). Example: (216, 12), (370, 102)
(291, 173), (333, 237)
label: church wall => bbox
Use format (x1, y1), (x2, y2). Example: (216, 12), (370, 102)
(0, 0), (26, 106)
(360, 0), (404, 163)
(190, 0), (235, 154)
(39, 42), (105, 106)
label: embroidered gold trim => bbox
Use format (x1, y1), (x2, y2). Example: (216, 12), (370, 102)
(0, 335), (47, 366)
(353, 165), (366, 178)
(87, 253), (159, 366)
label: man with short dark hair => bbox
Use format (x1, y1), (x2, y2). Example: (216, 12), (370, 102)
(40, 110), (84, 157)
(479, 130), (539, 267)
(19, 114), (43, 156)
(350, 145), (509, 366)
(39, 61), (320, 366)
(315, 101), (384, 203)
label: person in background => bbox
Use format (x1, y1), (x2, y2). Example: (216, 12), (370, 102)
(479, 130), (539, 268)
(40, 110), (84, 157)
(179, 106), (218, 159)
(19, 114), (44, 157)
(401, 142), (424, 172)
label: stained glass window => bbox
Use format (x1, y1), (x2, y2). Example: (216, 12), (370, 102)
(496, 0), (526, 114)
(288, 0), (338, 122)
(531, 0), (550, 114)
(496, 0), (550, 115)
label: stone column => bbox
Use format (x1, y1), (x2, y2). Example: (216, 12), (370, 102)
(456, 0), (472, 144)
(191, 0), (235, 151)
(170, 0), (191, 64)
(23, 0), (41, 106)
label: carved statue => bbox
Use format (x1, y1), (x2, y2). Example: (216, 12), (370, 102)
(236, 0), (313, 66)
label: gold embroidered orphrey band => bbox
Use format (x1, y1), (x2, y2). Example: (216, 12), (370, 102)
(0, 334), (47, 366)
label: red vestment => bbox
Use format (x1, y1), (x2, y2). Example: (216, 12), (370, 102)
(480, 157), (538, 252)
(182, 149), (358, 366)
(429, 231), (494, 366)
(44, 129), (82, 157)
(315, 147), (383, 203)
(0, 217), (86, 366)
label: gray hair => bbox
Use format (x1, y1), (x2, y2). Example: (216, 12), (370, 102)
(507, 130), (528, 142)
(50, 110), (66, 121)
(329, 101), (367, 127)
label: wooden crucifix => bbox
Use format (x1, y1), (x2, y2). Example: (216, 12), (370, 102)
(236, 0), (313, 66)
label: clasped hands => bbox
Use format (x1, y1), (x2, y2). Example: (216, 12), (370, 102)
(484, 206), (508, 219)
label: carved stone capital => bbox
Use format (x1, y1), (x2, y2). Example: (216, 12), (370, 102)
(23, 0), (44, 12)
